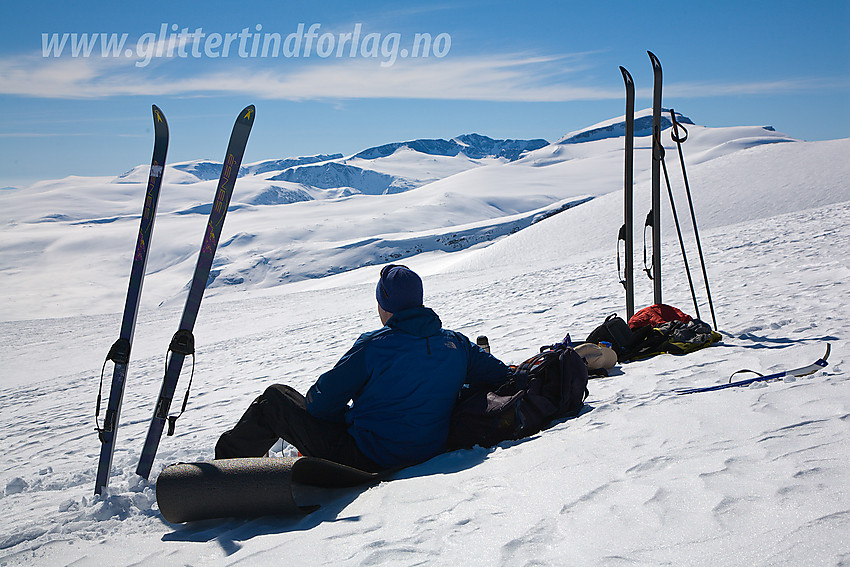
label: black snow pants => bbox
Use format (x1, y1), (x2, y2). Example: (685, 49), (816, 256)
(215, 384), (383, 473)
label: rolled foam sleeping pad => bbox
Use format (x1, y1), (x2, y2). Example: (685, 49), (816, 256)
(155, 456), (381, 523)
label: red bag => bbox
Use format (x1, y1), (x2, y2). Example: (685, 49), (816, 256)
(628, 304), (692, 330)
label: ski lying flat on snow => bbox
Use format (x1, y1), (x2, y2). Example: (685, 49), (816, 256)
(136, 105), (255, 480)
(94, 105), (168, 495)
(676, 344), (831, 395)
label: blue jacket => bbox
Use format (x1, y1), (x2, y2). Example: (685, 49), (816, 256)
(306, 306), (509, 469)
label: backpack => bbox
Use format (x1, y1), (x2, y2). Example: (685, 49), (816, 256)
(447, 337), (589, 450)
(585, 314), (635, 362)
(628, 318), (721, 360)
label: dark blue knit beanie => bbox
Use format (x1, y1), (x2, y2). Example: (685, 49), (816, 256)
(376, 264), (423, 313)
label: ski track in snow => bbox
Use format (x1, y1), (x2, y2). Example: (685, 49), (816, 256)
(0, 195), (848, 565)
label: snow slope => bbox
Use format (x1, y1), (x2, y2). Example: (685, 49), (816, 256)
(0, 111), (848, 566)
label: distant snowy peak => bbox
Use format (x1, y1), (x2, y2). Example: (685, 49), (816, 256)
(268, 161), (419, 195)
(352, 134), (548, 161)
(116, 159), (239, 184)
(243, 154), (343, 176)
(170, 160), (238, 181)
(172, 153), (345, 180)
(558, 108), (696, 144)
(116, 154), (343, 184)
(454, 134), (550, 161)
(245, 185), (313, 206)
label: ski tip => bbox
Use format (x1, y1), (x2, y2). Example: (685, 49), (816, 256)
(151, 105), (168, 135)
(239, 105), (256, 124)
(619, 66), (633, 83)
(821, 343), (831, 364)
(647, 51), (661, 69)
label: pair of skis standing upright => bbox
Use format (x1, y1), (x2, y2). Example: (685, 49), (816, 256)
(94, 105), (255, 495)
(617, 52), (830, 394)
(617, 51), (716, 328)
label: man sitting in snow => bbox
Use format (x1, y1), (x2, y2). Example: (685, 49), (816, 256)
(215, 264), (510, 471)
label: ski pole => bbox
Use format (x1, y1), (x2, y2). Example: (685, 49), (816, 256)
(669, 109), (718, 330)
(658, 133), (701, 320)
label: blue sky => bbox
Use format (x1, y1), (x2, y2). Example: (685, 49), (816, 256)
(1, 0), (848, 188)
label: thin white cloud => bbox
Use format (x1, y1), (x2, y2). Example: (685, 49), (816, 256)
(0, 51), (846, 102)
(0, 51), (614, 102)
(206, 56), (617, 102)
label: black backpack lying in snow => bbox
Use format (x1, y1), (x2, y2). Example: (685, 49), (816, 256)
(585, 314), (636, 362)
(447, 337), (589, 450)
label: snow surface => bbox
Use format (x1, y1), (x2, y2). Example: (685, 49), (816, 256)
(0, 111), (848, 566)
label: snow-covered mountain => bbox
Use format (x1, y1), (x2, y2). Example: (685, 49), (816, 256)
(557, 108), (696, 144)
(267, 161), (419, 195)
(0, 112), (840, 322)
(353, 133), (548, 161)
(242, 154), (343, 176)
(0, 109), (848, 565)
(115, 134), (544, 191)
(117, 154), (345, 184)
